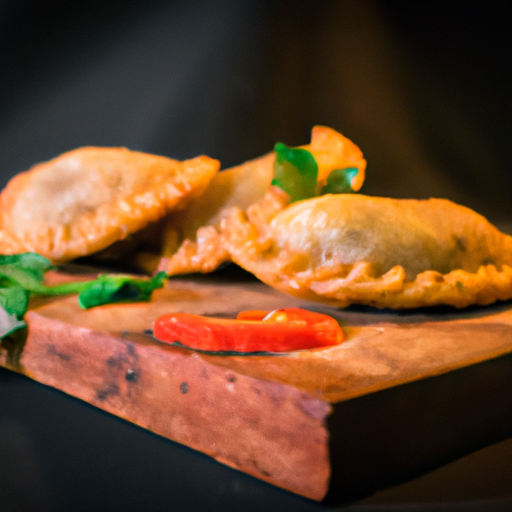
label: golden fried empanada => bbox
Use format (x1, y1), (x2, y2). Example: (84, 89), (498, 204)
(221, 191), (512, 309)
(154, 126), (366, 275)
(0, 147), (219, 262)
(147, 152), (276, 274)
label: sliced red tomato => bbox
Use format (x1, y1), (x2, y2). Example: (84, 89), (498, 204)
(152, 307), (344, 353)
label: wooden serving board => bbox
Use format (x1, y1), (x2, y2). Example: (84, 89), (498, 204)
(2, 269), (512, 502)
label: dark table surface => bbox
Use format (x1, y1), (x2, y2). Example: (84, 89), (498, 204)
(2, 362), (512, 512)
(1, 1), (512, 510)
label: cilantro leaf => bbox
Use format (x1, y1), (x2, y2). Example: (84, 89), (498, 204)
(0, 277), (29, 319)
(0, 253), (54, 292)
(77, 271), (167, 309)
(0, 252), (167, 338)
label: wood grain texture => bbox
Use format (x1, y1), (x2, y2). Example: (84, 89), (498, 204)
(2, 272), (512, 500)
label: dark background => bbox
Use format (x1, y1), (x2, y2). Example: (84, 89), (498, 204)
(1, 0), (511, 226)
(1, 1), (512, 511)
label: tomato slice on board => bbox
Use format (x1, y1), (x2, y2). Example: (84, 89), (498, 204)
(153, 308), (344, 353)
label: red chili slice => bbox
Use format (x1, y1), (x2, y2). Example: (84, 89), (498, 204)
(153, 307), (344, 353)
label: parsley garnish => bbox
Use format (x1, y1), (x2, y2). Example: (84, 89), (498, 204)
(0, 253), (166, 338)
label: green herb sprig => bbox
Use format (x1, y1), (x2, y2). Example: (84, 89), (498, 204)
(271, 143), (319, 202)
(271, 143), (360, 202)
(0, 253), (166, 338)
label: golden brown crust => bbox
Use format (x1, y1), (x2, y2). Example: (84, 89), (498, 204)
(157, 225), (231, 274)
(157, 126), (366, 275)
(0, 224), (24, 254)
(155, 186), (291, 275)
(0, 147), (219, 262)
(220, 192), (512, 309)
(153, 152), (276, 274)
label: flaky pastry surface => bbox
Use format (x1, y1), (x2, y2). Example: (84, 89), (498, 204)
(221, 192), (512, 309)
(157, 126), (366, 275)
(0, 147), (219, 262)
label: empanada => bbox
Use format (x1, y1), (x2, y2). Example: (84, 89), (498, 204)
(220, 191), (512, 309)
(0, 147), (219, 262)
(154, 126), (366, 275)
